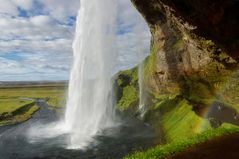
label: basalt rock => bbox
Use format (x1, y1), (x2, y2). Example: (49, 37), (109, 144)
(130, 0), (239, 110)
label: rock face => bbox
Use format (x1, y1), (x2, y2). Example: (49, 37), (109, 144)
(116, 0), (239, 142)
(132, 0), (239, 58)
(130, 0), (239, 107)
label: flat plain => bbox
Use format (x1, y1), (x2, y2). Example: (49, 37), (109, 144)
(0, 81), (67, 126)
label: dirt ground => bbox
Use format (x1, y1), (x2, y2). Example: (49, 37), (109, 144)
(167, 133), (239, 159)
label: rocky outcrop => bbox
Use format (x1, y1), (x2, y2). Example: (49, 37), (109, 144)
(132, 0), (239, 58)
(130, 0), (239, 109)
(116, 0), (239, 142)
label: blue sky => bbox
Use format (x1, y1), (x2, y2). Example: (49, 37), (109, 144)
(0, 0), (150, 81)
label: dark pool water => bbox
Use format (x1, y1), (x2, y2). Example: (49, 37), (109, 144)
(193, 101), (239, 127)
(0, 101), (156, 159)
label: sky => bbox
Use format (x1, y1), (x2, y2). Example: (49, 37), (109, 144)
(0, 0), (151, 81)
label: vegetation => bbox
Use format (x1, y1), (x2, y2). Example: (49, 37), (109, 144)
(143, 44), (157, 86)
(161, 99), (211, 142)
(144, 97), (211, 141)
(0, 84), (66, 126)
(116, 67), (139, 111)
(0, 98), (33, 114)
(0, 104), (39, 126)
(0, 86), (66, 108)
(117, 85), (138, 111)
(120, 2), (239, 158)
(116, 64), (239, 158)
(124, 123), (239, 159)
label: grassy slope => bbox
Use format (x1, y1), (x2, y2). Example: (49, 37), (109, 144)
(125, 123), (239, 159)
(0, 86), (66, 126)
(0, 98), (33, 114)
(0, 104), (39, 126)
(116, 65), (239, 158)
(143, 97), (212, 147)
(116, 67), (139, 111)
(161, 99), (211, 142)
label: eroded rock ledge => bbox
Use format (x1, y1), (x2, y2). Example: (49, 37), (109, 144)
(129, 0), (239, 106)
(132, 0), (239, 58)
(116, 0), (239, 142)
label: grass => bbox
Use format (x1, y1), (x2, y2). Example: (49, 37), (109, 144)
(0, 100), (40, 126)
(0, 98), (33, 114)
(0, 85), (66, 126)
(116, 67), (139, 111)
(145, 97), (211, 143)
(161, 99), (211, 142)
(117, 66), (138, 84)
(0, 87), (66, 109)
(124, 123), (239, 159)
(0, 104), (39, 126)
(117, 85), (138, 111)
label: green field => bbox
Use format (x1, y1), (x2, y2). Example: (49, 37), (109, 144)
(0, 83), (66, 126)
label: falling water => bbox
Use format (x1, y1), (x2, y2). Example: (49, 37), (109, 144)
(65, 0), (117, 149)
(138, 62), (146, 118)
(135, 25), (149, 118)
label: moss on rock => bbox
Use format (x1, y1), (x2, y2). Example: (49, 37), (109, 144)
(144, 97), (211, 142)
(117, 85), (138, 111)
(161, 99), (211, 142)
(123, 0), (239, 158)
(116, 67), (139, 111)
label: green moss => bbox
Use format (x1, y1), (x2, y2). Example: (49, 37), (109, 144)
(196, 37), (236, 64)
(143, 45), (157, 82)
(183, 60), (234, 106)
(145, 97), (211, 142)
(172, 38), (184, 49)
(201, 39), (214, 47)
(161, 99), (211, 142)
(118, 66), (138, 84)
(151, 83), (181, 101)
(124, 123), (239, 159)
(117, 85), (138, 111)
(117, 78), (123, 86)
(116, 66), (140, 111)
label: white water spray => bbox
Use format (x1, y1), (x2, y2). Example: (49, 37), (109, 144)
(65, 0), (117, 149)
(138, 61), (146, 117)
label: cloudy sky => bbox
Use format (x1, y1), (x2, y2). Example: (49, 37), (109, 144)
(0, 0), (150, 81)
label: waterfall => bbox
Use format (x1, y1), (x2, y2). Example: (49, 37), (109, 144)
(138, 62), (146, 117)
(64, 0), (117, 149)
(135, 25), (149, 118)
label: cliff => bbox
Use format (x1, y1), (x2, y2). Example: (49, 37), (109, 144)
(116, 0), (239, 143)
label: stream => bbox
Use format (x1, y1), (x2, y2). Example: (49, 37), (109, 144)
(0, 100), (156, 159)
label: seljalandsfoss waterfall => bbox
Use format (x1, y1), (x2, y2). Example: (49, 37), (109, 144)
(65, 0), (117, 149)
(1, 0), (238, 159)
(0, 0), (157, 158)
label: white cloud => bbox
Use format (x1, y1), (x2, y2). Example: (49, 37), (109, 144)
(116, 0), (151, 70)
(0, 0), (33, 16)
(12, 0), (33, 10)
(0, 0), (18, 16)
(0, 0), (151, 81)
(0, 57), (30, 74)
(0, 15), (73, 40)
(40, 0), (80, 21)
